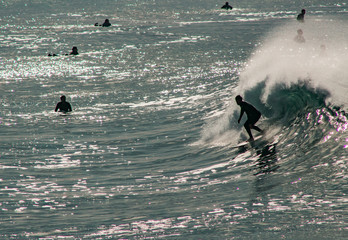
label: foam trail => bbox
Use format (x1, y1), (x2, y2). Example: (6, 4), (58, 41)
(200, 105), (242, 145)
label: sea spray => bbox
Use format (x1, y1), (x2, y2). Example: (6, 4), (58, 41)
(238, 16), (348, 107)
(202, 16), (348, 144)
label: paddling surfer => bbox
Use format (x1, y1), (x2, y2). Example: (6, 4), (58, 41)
(297, 9), (306, 22)
(235, 95), (262, 141)
(294, 29), (305, 43)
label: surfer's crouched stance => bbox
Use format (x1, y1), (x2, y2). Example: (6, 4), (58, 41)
(236, 95), (263, 141)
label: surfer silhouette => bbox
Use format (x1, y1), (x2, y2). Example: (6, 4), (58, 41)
(55, 95), (72, 113)
(319, 44), (327, 57)
(297, 9), (306, 22)
(221, 2), (233, 10)
(294, 29), (305, 43)
(102, 19), (111, 27)
(236, 95), (262, 141)
(95, 19), (111, 27)
(70, 46), (79, 55)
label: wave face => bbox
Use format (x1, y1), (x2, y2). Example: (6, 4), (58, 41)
(243, 18), (348, 143)
(199, 17), (348, 239)
(202, 16), (348, 143)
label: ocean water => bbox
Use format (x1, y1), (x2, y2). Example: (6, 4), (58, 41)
(0, 0), (347, 239)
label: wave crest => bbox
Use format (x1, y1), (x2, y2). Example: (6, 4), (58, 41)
(202, 17), (348, 144)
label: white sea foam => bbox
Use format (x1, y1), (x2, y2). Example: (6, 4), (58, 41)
(202, 16), (348, 144)
(237, 17), (348, 108)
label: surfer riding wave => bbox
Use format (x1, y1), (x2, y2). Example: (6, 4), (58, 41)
(236, 95), (263, 141)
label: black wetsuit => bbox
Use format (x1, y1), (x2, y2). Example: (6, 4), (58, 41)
(102, 22), (111, 27)
(297, 13), (305, 22)
(239, 101), (261, 126)
(221, 4), (233, 10)
(55, 101), (72, 113)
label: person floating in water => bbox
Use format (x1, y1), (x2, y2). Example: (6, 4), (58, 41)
(221, 2), (233, 10)
(294, 29), (305, 43)
(319, 44), (327, 57)
(236, 95), (263, 141)
(70, 46), (79, 55)
(297, 9), (306, 22)
(52, 46), (78, 56)
(55, 95), (72, 113)
(95, 19), (111, 27)
(102, 19), (111, 27)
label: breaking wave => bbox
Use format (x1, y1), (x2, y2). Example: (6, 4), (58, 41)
(202, 17), (348, 145)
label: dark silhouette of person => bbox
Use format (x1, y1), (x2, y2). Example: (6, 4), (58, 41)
(236, 95), (262, 141)
(297, 9), (306, 22)
(70, 46), (79, 55)
(294, 29), (305, 43)
(102, 19), (111, 27)
(319, 44), (327, 57)
(55, 95), (72, 113)
(221, 2), (233, 10)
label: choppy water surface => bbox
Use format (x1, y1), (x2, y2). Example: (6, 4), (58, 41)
(0, 0), (347, 239)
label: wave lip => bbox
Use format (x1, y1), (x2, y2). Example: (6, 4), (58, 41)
(202, 16), (348, 146)
(237, 17), (348, 109)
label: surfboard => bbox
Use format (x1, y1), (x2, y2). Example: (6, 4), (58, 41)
(58, 111), (71, 116)
(234, 135), (263, 148)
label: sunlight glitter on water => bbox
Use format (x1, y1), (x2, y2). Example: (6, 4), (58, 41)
(1, 1), (348, 239)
